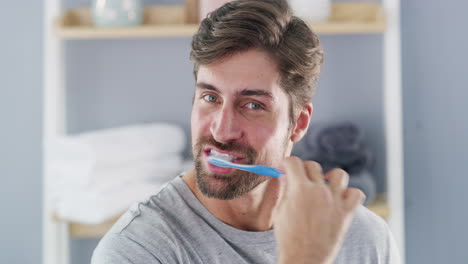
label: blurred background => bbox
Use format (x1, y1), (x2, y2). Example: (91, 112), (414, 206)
(1, 0), (467, 263)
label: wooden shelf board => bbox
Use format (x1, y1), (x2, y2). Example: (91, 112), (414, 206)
(56, 194), (389, 238)
(54, 3), (386, 39)
(53, 214), (120, 239)
(366, 193), (390, 219)
(70, 217), (120, 238)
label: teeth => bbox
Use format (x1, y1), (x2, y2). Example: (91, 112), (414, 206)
(209, 149), (236, 161)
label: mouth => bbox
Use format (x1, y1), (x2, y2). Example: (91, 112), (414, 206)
(203, 148), (247, 174)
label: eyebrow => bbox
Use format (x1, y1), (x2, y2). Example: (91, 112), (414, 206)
(238, 89), (274, 100)
(196, 82), (220, 93)
(196, 82), (274, 101)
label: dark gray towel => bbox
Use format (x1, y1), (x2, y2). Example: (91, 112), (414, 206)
(317, 122), (364, 164)
(348, 170), (377, 205)
(301, 122), (373, 175)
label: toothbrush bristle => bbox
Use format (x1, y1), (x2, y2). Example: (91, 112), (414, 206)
(207, 157), (230, 167)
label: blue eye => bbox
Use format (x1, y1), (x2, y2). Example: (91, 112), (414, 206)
(246, 102), (263, 110)
(203, 94), (218, 102)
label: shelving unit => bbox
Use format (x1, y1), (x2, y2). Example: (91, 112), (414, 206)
(44, 1), (404, 264)
(54, 3), (386, 39)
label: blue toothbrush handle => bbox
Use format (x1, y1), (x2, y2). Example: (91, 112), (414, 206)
(208, 157), (329, 182)
(228, 163), (283, 178)
(207, 157), (283, 178)
(247, 165), (283, 178)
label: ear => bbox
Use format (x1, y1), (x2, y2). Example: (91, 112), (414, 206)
(290, 103), (313, 143)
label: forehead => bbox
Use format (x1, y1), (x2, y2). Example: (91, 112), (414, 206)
(196, 49), (285, 98)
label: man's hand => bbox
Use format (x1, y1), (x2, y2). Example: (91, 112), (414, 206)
(273, 156), (365, 264)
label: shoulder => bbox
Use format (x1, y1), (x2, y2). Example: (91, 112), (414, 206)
(338, 205), (401, 263)
(91, 227), (162, 264)
(92, 181), (185, 263)
(349, 205), (390, 239)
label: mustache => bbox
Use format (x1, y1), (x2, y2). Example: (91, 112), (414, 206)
(194, 136), (257, 162)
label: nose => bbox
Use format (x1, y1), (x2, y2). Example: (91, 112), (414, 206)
(210, 105), (243, 143)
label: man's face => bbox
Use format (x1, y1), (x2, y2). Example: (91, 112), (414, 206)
(191, 49), (293, 200)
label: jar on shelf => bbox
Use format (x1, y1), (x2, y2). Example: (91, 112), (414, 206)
(288, 0), (331, 22)
(92, 0), (144, 27)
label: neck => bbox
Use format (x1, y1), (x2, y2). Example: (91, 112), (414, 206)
(182, 169), (282, 231)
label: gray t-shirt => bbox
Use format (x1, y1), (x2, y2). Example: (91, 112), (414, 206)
(92, 176), (400, 264)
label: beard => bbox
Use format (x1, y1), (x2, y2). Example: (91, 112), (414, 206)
(192, 136), (268, 200)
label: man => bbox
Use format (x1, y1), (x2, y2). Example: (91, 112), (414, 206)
(92, 0), (400, 263)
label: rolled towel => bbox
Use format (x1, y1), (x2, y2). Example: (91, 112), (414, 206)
(48, 123), (186, 167)
(292, 123), (325, 161)
(348, 170), (377, 205)
(317, 121), (364, 162)
(304, 122), (326, 150)
(317, 145), (372, 175)
(305, 122), (373, 174)
(291, 140), (310, 160)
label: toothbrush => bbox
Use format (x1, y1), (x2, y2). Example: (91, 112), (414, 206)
(207, 156), (283, 178)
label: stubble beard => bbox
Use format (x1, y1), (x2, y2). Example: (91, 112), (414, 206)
(193, 136), (267, 200)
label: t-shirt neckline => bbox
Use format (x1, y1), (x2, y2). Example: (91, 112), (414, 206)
(171, 175), (276, 245)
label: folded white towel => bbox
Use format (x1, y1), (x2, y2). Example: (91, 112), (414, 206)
(49, 155), (183, 206)
(49, 154), (182, 189)
(90, 156), (183, 188)
(55, 180), (172, 224)
(48, 123), (186, 167)
(47, 123), (187, 224)
(49, 157), (184, 223)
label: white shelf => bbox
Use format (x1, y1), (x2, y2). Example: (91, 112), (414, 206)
(54, 3), (386, 39)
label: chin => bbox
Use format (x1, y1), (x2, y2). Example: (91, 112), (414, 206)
(195, 165), (267, 200)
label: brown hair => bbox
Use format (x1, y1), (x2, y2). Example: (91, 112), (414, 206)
(190, 0), (324, 125)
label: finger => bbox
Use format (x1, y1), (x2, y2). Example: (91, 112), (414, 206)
(303, 160), (325, 184)
(281, 156), (308, 190)
(274, 164), (289, 204)
(275, 175), (288, 201)
(271, 197), (283, 220)
(276, 163), (288, 187)
(324, 168), (349, 196)
(342, 188), (365, 212)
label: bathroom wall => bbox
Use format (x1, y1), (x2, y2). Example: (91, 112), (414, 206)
(0, 2), (43, 263)
(402, 0), (468, 262)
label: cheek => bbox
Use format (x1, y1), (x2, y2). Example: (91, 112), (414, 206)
(191, 106), (211, 138)
(248, 116), (291, 157)
(190, 109), (202, 140)
(248, 126), (274, 145)
(247, 123), (285, 151)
